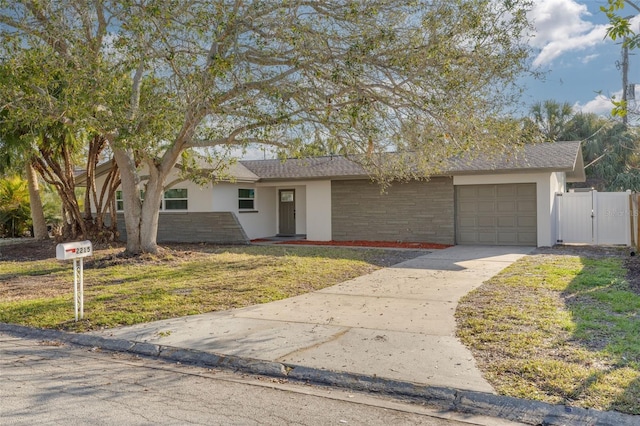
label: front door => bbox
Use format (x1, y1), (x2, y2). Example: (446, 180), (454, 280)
(279, 189), (296, 236)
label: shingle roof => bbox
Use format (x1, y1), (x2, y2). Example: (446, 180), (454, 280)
(240, 156), (366, 180)
(240, 141), (585, 182)
(445, 141), (585, 181)
(220, 162), (260, 182)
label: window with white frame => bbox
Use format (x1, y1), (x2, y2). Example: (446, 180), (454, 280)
(238, 188), (255, 210)
(115, 188), (187, 211)
(163, 188), (188, 210)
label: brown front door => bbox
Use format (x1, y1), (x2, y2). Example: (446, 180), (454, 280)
(279, 189), (296, 236)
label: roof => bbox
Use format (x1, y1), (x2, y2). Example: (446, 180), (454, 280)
(213, 162), (259, 182)
(445, 141), (585, 182)
(240, 156), (366, 180)
(75, 158), (260, 187)
(240, 141), (585, 182)
(76, 141), (585, 186)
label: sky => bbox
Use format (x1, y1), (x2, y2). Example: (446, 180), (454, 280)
(523, 0), (640, 116)
(239, 0), (637, 159)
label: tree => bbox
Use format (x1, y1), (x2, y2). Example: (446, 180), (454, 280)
(0, 176), (31, 238)
(522, 98), (640, 190)
(602, 0), (640, 120)
(0, 53), (120, 241)
(559, 111), (640, 191)
(0, 0), (534, 254)
(523, 100), (575, 142)
(0, 111), (49, 239)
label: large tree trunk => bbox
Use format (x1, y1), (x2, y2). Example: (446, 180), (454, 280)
(112, 147), (143, 254)
(25, 160), (49, 240)
(139, 178), (163, 253)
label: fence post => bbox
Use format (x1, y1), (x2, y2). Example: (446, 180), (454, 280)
(556, 193), (563, 244)
(631, 192), (640, 250)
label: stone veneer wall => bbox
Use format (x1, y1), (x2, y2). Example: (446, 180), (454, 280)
(331, 178), (455, 244)
(113, 212), (249, 244)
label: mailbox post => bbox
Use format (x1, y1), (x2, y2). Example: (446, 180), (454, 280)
(56, 240), (93, 321)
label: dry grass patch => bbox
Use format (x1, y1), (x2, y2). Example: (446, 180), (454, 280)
(456, 248), (640, 415)
(0, 242), (423, 332)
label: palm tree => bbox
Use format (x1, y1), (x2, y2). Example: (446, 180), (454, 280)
(525, 100), (575, 142)
(0, 111), (50, 239)
(0, 176), (31, 238)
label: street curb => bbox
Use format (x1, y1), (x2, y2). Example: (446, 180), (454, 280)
(2, 322), (638, 426)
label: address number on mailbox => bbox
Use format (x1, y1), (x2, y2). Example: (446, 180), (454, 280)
(56, 241), (93, 260)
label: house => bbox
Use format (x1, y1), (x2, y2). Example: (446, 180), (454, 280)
(90, 141), (586, 247)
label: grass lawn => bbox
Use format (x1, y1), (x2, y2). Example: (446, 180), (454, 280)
(456, 247), (640, 415)
(0, 242), (421, 333)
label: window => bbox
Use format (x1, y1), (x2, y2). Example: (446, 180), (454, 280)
(115, 189), (187, 211)
(238, 188), (255, 210)
(163, 188), (188, 210)
(115, 190), (124, 211)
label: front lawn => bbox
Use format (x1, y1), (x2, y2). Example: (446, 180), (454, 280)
(0, 241), (421, 332)
(456, 247), (640, 415)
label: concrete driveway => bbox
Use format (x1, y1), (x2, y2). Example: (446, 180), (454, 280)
(93, 245), (534, 393)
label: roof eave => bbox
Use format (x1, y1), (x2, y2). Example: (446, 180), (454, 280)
(566, 147), (586, 183)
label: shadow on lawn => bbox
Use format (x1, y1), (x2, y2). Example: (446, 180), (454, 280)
(560, 252), (640, 415)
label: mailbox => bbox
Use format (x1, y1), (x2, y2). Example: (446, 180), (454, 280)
(56, 240), (93, 260)
(55, 240), (92, 322)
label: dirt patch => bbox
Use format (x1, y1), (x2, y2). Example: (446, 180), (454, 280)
(626, 255), (640, 295)
(0, 275), (68, 302)
(0, 239), (61, 261)
(533, 244), (631, 258)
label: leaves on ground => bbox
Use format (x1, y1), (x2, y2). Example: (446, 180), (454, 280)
(456, 246), (640, 415)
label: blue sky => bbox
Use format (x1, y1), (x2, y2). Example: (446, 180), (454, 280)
(239, 1), (633, 159)
(523, 0), (640, 116)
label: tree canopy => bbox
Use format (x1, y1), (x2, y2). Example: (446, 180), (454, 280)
(523, 100), (640, 191)
(0, 0), (535, 253)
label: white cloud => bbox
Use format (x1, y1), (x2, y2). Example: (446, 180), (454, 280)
(528, 0), (609, 67)
(574, 94), (616, 115)
(580, 54), (599, 64)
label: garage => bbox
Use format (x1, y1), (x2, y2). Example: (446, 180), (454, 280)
(455, 183), (537, 245)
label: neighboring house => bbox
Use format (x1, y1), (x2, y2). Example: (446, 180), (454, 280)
(87, 141), (585, 247)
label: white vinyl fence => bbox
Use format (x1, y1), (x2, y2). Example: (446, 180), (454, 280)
(555, 190), (632, 246)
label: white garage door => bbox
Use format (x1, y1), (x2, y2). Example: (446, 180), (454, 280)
(456, 184), (537, 245)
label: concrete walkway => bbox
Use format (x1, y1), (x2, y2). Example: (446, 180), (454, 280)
(93, 245), (534, 393)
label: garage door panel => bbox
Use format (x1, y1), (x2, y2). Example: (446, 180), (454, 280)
(477, 186), (496, 197)
(478, 232), (497, 243)
(497, 185), (516, 197)
(458, 201), (478, 214)
(518, 185), (537, 197)
(498, 216), (516, 227)
(477, 201), (496, 213)
(478, 216), (496, 227)
(518, 216), (536, 227)
(497, 201), (516, 212)
(518, 232), (537, 244)
(459, 217), (477, 227)
(497, 231), (518, 244)
(457, 186), (478, 197)
(456, 183), (536, 246)
(518, 200), (536, 212)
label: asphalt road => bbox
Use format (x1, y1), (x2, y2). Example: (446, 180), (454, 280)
(0, 333), (519, 426)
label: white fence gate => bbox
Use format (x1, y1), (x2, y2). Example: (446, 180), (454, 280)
(556, 190), (632, 245)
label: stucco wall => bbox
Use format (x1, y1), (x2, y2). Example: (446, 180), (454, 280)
(212, 183), (277, 240)
(331, 178), (455, 244)
(305, 180), (332, 240)
(91, 168), (214, 213)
